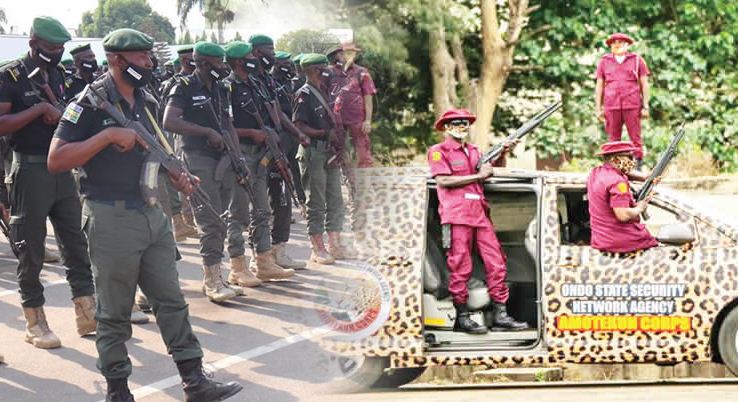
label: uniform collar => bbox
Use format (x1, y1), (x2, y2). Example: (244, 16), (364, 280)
(603, 161), (628, 178)
(440, 136), (468, 151)
(603, 52), (635, 60)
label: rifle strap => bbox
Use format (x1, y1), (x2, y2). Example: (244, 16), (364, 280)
(305, 83), (337, 126)
(144, 107), (176, 155)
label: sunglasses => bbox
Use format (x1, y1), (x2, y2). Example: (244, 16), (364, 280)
(446, 119), (471, 129)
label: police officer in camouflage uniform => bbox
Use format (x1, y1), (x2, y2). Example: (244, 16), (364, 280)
(0, 16), (96, 349)
(249, 34), (309, 270)
(64, 43), (98, 101)
(163, 42), (243, 302)
(49, 28), (243, 402)
(223, 41), (295, 282)
(293, 54), (357, 264)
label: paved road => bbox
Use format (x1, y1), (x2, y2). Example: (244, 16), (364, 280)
(0, 212), (356, 402)
(0, 191), (735, 402)
(326, 382), (738, 402)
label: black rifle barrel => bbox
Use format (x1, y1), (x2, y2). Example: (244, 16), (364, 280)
(477, 101), (561, 169)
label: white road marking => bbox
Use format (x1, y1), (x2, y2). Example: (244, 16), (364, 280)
(96, 326), (331, 402)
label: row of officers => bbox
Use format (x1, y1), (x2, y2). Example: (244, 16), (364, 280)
(0, 16), (374, 402)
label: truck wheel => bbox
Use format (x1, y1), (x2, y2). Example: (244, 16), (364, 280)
(327, 356), (423, 392)
(327, 355), (386, 393)
(718, 306), (738, 375)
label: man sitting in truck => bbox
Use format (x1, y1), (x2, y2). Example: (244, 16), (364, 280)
(587, 141), (658, 253)
(427, 108), (529, 335)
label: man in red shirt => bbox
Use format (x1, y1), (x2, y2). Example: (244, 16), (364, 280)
(428, 109), (528, 334)
(595, 33), (650, 167)
(587, 141), (659, 253)
(327, 44), (377, 168)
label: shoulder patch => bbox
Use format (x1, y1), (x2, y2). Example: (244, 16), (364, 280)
(616, 182), (629, 194)
(0, 60), (22, 82)
(61, 102), (84, 124)
(431, 151), (442, 162)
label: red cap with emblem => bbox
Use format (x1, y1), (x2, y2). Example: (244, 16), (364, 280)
(596, 141), (638, 156)
(434, 108), (476, 131)
(606, 32), (635, 46)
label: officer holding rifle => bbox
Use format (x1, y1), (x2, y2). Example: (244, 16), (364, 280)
(48, 28), (242, 402)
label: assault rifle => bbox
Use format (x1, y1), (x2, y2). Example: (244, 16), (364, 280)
(79, 84), (226, 228)
(477, 101), (562, 169)
(0, 216), (25, 258)
(199, 99), (256, 202)
(248, 103), (307, 218)
(636, 122), (686, 220)
(28, 67), (67, 112)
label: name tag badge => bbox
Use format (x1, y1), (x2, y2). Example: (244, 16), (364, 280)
(464, 193), (481, 201)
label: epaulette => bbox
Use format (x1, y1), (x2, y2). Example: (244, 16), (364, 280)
(0, 60), (23, 82)
(178, 76), (190, 86)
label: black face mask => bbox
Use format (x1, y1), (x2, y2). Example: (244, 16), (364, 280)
(207, 62), (228, 80)
(37, 48), (63, 67)
(321, 69), (333, 80)
(80, 60), (98, 75)
(187, 60), (196, 68)
(278, 66), (295, 80)
(121, 59), (153, 88)
(243, 58), (259, 75)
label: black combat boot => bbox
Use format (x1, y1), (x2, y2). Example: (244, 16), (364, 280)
(106, 377), (134, 402)
(485, 303), (529, 331)
(453, 303), (488, 334)
(176, 358), (243, 402)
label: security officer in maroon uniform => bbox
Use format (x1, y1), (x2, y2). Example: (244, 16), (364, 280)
(587, 141), (658, 253)
(428, 109), (528, 334)
(595, 33), (650, 167)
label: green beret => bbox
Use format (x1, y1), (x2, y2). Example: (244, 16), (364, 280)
(101, 60), (108, 66)
(103, 29), (153, 52)
(30, 16), (71, 44)
(326, 45), (342, 57)
(292, 53), (304, 64)
(300, 53), (329, 67)
(61, 58), (73, 66)
(249, 34), (274, 47)
(177, 46), (193, 55)
(70, 43), (91, 55)
(224, 41), (252, 59)
(275, 51), (292, 60)
(194, 41), (225, 58)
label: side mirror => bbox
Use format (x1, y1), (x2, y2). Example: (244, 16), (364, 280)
(656, 223), (695, 245)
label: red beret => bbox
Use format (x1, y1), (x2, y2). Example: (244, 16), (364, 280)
(434, 109), (476, 131)
(606, 33), (635, 46)
(596, 141), (638, 156)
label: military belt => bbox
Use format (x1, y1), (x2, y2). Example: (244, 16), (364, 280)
(12, 152), (47, 164)
(92, 199), (147, 210)
(310, 138), (329, 150)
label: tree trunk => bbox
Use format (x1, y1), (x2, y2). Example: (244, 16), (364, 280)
(451, 33), (470, 106)
(429, 26), (457, 118)
(471, 0), (530, 147)
(217, 20), (224, 43)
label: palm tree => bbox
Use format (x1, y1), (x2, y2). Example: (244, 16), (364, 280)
(177, 0), (260, 43)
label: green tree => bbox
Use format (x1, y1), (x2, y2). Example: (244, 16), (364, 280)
(0, 8), (6, 34)
(179, 30), (193, 45)
(232, 31), (243, 42)
(275, 29), (339, 55)
(79, 0), (176, 43)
